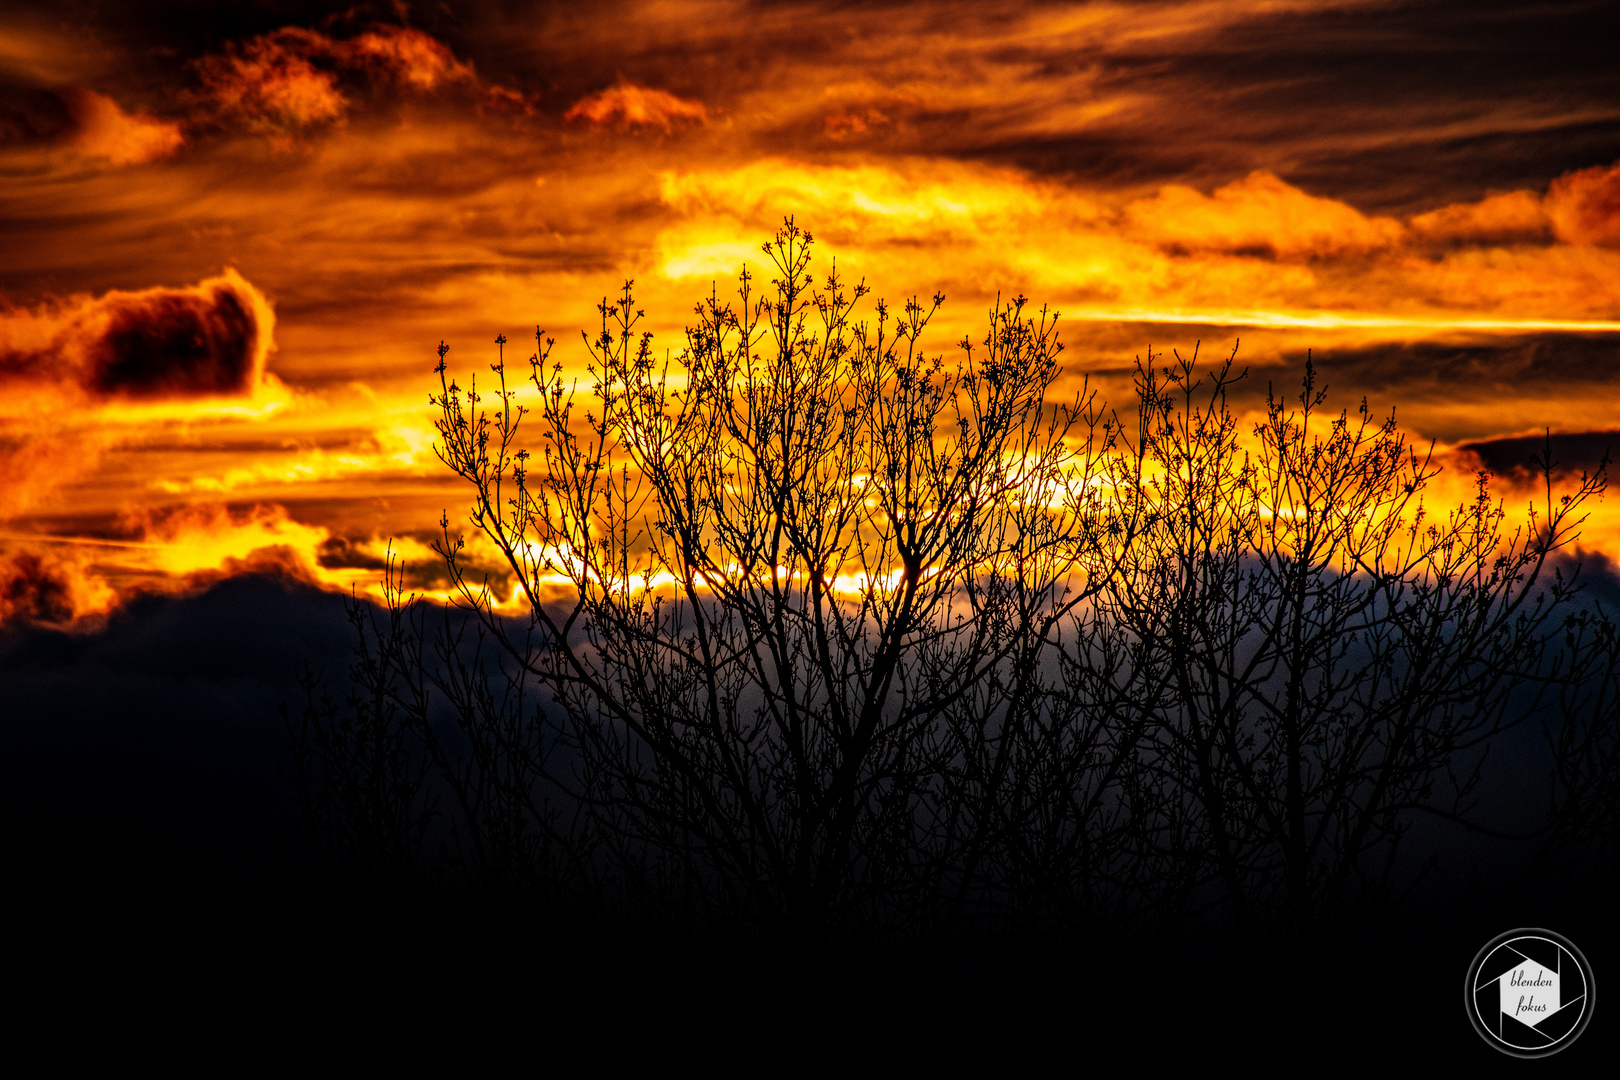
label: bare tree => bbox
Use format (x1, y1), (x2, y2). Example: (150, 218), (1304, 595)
(291, 219), (1617, 960)
(1097, 347), (1607, 940)
(424, 220), (1152, 949)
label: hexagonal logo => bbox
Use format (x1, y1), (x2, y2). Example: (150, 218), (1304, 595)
(1466, 929), (1595, 1057)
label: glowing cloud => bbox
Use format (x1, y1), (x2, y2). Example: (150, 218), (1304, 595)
(1408, 190), (1550, 246)
(124, 502), (330, 581)
(566, 83), (708, 131)
(1125, 171), (1407, 257)
(653, 158), (1620, 330)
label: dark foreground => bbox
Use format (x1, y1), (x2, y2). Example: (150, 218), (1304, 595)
(3, 574), (1612, 1064)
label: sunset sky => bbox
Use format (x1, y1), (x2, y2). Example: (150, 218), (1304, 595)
(3, 0), (1619, 622)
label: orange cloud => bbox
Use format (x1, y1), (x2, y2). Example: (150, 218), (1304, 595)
(116, 502), (424, 605)
(1408, 189), (1550, 245)
(197, 27), (348, 129)
(194, 25), (476, 133)
(344, 27), (475, 90)
(0, 502), (376, 625)
(478, 84), (539, 116)
(1125, 171), (1407, 257)
(0, 86), (181, 165)
(113, 503), (339, 587)
(1406, 161), (1620, 251)
(0, 428), (104, 521)
(654, 158), (1620, 335)
(65, 89), (184, 165)
(1546, 159), (1620, 248)
(565, 82), (707, 131)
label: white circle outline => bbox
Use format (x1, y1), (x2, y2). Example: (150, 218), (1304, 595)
(1464, 927), (1596, 1058)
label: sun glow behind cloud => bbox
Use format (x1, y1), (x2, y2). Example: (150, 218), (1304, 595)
(0, 1), (1617, 623)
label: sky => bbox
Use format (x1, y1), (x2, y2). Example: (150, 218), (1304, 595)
(2, 0), (1619, 622)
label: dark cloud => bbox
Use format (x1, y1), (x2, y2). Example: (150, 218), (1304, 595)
(0, 83), (182, 165)
(5, 2), (1618, 215)
(316, 535), (390, 571)
(0, 550), (75, 622)
(948, 0), (1620, 213)
(1459, 429), (1618, 482)
(0, 84), (73, 145)
(184, 544), (325, 589)
(0, 269), (274, 400)
(1, 6), (528, 159)
(91, 282), (259, 397)
(434, 0), (1620, 214)
(1561, 547), (1620, 612)
(190, 24), (478, 135)
(1312, 334), (1620, 399)
(0, 573), (357, 951)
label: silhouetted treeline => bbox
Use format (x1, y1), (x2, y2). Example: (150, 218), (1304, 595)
(289, 223), (1620, 969)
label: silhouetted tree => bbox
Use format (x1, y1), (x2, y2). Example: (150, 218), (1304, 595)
(292, 219), (1617, 960)
(1093, 348), (1607, 941)
(424, 221), (1151, 949)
